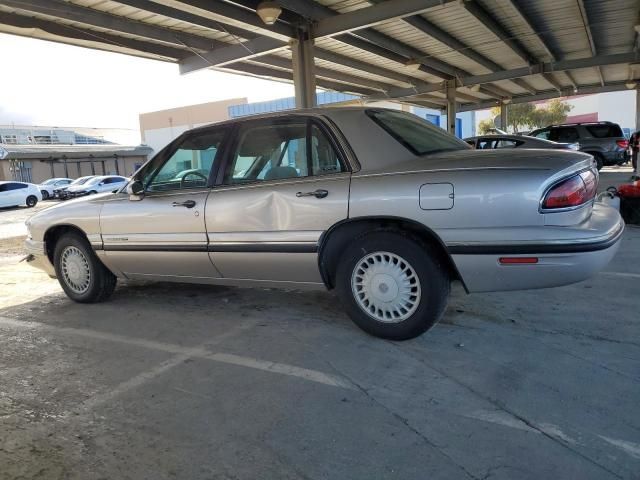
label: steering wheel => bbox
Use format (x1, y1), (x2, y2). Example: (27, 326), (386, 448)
(180, 171), (208, 189)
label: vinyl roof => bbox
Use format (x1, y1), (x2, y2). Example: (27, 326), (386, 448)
(0, 0), (638, 110)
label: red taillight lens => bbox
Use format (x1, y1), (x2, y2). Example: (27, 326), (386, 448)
(616, 139), (629, 149)
(542, 170), (597, 210)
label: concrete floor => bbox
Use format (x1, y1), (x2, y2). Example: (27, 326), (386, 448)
(0, 171), (639, 480)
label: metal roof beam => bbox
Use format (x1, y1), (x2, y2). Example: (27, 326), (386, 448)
(312, 0), (454, 38)
(113, 0), (255, 40)
(0, 0), (217, 51)
(249, 55), (393, 92)
(277, 0), (455, 79)
(365, 52), (639, 100)
(0, 11), (188, 60)
(313, 49), (426, 88)
(462, 0), (535, 65)
(575, 0), (605, 86)
(168, 0), (293, 40)
(179, 36), (286, 72)
(458, 82), (633, 112)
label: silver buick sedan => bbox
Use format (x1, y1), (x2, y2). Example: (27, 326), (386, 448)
(24, 108), (624, 340)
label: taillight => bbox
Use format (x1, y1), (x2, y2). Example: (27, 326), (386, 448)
(542, 170), (598, 210)
(616, 139), (629, 149)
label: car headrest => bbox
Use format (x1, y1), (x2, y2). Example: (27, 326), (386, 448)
(264, 166), (299, 180)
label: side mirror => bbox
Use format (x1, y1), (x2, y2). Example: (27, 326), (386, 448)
(127, 180), (144, 201)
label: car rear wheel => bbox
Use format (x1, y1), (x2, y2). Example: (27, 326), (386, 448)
(26, 195), (38, 208)
(41, 190), (49, 200)
(53, 233), (117, 303)
(335, 231), (450, 340)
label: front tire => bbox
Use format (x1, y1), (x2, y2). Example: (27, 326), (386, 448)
(53, 233), (117, 303)
(41, 190), (50, 200)
(26, 195), (38, 207)
(335, 231), (450, 340)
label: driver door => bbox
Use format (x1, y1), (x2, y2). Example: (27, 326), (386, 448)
(99, 126), (228, 281)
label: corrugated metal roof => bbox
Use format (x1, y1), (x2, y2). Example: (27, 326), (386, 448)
(0, 0), (637, 109)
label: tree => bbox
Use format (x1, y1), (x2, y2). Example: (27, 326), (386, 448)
(477, 99), (573, 134)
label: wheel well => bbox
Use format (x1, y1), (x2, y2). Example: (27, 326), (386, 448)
(43, 225), (88, 264)
(318, 217), (465, 291)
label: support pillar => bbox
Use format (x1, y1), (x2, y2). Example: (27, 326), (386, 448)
(62, 157), (68, 178)
(49, 160), (54, 178)
(446, 79), (457, 136)
(635, 88), (640, 177)
(114, 156), (120, 175)
(500, 104), (508, 132)
(291, 28), (316, 109)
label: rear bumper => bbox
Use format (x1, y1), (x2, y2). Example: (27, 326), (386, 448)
(449, 203), (624, 293)
(24, 239), (56, 277)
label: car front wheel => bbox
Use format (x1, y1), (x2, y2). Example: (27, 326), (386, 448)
(41, 190), (49, 200)
(53, 233), (117, 303)
(335, 231), (450, 340)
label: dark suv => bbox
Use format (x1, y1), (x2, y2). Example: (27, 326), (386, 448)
(529, 122), (628, 169)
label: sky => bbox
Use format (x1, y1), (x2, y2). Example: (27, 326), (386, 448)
(0, 33), (295, 131)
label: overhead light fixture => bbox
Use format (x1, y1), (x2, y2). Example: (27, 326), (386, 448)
(573, 86), (578, 93)
(404, 59), (422, 71)
(256, 1), (282, 25)
(502, 97), (512, 105)
(626, 81), (637, 89)
(470, 84), (481, 92)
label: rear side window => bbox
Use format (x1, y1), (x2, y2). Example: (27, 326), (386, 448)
(550, 127), (579, 143)
(366, 109), (468, 155)
(585, 124), (623, 138)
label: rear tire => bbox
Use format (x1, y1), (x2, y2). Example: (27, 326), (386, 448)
(589, 152), (604, 170)
(41, 190), (50, 200)
(53, 233), (117, 303)
(335, 230), (450, 340)
(26, 195), (38, 208)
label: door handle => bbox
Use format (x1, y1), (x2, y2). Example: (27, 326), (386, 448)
(296, 189), (329, 199)
(172, 200), (196, 208)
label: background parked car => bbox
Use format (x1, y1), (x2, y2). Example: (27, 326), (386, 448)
(0, 181), (41, 208)
(464, 134), (579, 150)
(56, 176), (95, 200)
(529, 121), (628, 169)
(64, 175), (128, 198)
(37, 177), (72, 200)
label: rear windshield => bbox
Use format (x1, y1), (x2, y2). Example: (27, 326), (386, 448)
(366, 109), (469, 155)
(585, 124), (623, 138)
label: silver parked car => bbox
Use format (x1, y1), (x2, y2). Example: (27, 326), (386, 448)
(464, 134), (578, 150)
(24, 108), (623, 340)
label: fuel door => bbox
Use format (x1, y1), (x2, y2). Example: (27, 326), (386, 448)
(419, 182), (454, 210)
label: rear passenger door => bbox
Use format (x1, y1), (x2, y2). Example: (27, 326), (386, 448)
(205, 116), (351, 284)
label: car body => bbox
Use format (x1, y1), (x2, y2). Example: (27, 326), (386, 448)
(37, 177), (73, 199)
(25, 108), (623, 340)
(0, 181), (41, 208)
(64, 175), (128, 199)
(56, 176), (95, 200)
(529, 122), (628, 169)
(464, 134), (578, 151)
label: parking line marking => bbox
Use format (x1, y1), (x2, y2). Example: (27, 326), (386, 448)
(464, 410), (538, 433)
(206, 352), (355, 389)
(599, 436), (640, 460)
(0, 316), (352, 392)
(601, 271), (640, 279)
(80, 349), (207, 411)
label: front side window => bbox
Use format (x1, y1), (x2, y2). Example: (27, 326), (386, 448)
(495, 139), (520, 149)
(225, 119), (345, 185)
(366, 109), (468, 155)
(143, 129), (226, 192)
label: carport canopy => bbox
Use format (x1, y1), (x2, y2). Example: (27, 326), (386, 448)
(1, 0), (639, 133)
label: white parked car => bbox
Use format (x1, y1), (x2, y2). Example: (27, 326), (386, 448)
(37, 177), (73, 200)
(64, 175), (128, 198)
(0, 181), (42, 208)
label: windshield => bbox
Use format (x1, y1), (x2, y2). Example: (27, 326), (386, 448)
(42, 179), (58, 185)
(366, 109), (469, 155)
(70, 176), (93, 185)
